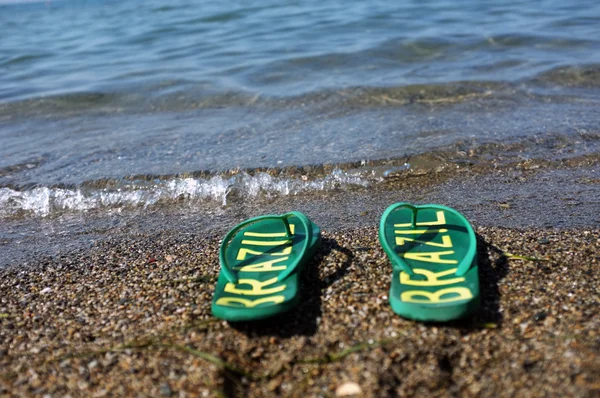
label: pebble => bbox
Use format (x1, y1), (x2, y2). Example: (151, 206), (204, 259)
(159, 383), (172, 397)
(533, 311), (547, 322)
(336, 382), (363, 396)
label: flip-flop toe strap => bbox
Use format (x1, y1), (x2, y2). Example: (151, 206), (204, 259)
(382, 203), (476, 278)
(219, 212), (312, 284)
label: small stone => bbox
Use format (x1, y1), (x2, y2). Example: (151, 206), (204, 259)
(335, 381), (362, 397)
(538, 238), (550, 244)
(533, 311), (547, 322)
(544, 316), (556, 327)
(523, 359), (537, 371)
(159, 383), (172, 397)
(40, 287), (51, 295)
(77, 380), (89, 390)
(267, 378), (280, 391)
(563, 350), (575, 358)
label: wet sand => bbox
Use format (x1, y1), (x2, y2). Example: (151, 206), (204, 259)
(1, 162), (599, 397)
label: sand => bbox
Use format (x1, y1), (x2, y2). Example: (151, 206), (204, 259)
(1, 161), (599, 397)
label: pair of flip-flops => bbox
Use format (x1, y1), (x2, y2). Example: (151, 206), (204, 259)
(212, 203), (479, 322)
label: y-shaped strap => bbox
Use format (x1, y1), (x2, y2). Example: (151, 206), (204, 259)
(383, 203), (475, 277)
(219, 212), (312, 284)
(398, 203), (419, 228)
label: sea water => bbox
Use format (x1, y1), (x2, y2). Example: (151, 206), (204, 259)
(0, 0), (599, 220)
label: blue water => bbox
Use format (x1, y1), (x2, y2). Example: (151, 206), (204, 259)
(1, 0), (600, 216)
(2, 0), (600, 99)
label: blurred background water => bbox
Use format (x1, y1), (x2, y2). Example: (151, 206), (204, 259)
(1, 0), (600, 217)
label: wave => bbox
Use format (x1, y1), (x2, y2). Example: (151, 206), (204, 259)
(0, 168), (373, 218)
(2, 64), (600, 119)
(2, 129), (599, 219)
(533, 64), (600, 88)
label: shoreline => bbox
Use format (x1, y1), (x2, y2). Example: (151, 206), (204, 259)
(2, 157), (599, 269)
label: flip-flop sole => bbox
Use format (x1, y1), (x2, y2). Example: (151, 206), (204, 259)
(380, 203), (480, 322)
(212, 212), (320, 321)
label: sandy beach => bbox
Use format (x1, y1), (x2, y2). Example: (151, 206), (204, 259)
(1, 161), (599, 397)
(2, 1), (600, 396)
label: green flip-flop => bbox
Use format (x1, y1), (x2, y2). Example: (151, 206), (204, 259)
(379, 203), (480, 322)
(212, 211), (321, 321)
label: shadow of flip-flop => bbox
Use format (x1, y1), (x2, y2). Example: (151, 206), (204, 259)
(421, 233), (509, 332)
(229, 236), (353, 338)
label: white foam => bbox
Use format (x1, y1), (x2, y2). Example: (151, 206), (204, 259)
(0, 169), (371, 218)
